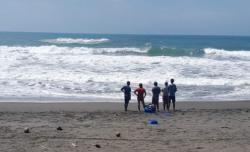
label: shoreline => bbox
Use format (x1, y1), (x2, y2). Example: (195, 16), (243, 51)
(0, 101), (249, 112)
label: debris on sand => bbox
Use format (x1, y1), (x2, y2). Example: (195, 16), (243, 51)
(116, 132), (121, 137)
(95, 144), (101, 148)
(71, 143), (77, 147)
(196, 146), (203, 149)
(24, 127), (30, 133)
(57, 126), (63, 131)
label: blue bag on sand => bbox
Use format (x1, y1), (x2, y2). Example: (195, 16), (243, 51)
(144, 104), (156, 113)
(148, 119), (158, 125)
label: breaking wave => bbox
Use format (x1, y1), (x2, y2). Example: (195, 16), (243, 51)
(0, 45), (148, 55)
(42, 38), (110, 44)
(1, 45), (250, 59)
(204, 48), (250, 60)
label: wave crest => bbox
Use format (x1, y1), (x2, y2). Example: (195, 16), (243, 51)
(2, 45), (250, 59)
(204, 48), (250, 60)
(0, 45), (148, 55)
(42, 38), (110, 44)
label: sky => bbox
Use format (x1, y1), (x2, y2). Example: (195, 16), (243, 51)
(0, 0), (250, 35)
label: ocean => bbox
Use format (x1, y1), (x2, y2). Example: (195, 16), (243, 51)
(0, 32), (250, 102)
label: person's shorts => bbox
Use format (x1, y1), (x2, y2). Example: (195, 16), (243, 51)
(163, 96), (169, 103)
(124, 96), (131, 104)
(152, 96), (159, 105)
(169, 96), (176, 103)
(137, 96), (144, 102)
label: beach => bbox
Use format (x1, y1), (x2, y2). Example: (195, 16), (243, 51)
(1, 0), (250, 151)
(0, 101), (250, 152)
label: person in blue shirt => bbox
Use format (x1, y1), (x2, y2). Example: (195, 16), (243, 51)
(152, 82), (161, 112)
(121, 81), (131, 111)
(168, 79), (177, 112)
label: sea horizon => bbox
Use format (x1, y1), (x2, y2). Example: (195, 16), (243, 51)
(1, 31), (250, 37)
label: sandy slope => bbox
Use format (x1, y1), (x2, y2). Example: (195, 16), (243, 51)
(0, 101), (249, 152)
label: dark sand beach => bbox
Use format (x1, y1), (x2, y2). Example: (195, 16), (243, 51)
(0, 101), (250, 152)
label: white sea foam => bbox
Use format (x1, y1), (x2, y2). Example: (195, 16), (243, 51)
(1, 45), (250, 101)
(0, 45), (148, 55)
(204, 48), (250, 60)
(42, 38), (110, 44)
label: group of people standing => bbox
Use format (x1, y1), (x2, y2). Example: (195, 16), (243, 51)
(121, 79), (177, 112)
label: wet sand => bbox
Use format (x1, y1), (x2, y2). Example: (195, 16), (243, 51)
(0, 101), (250, 152)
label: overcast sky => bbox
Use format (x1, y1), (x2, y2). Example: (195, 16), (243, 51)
(0, 0), (250, 35)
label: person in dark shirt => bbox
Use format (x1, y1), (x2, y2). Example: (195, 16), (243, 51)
(152, 82), (161, 112)
(134, 83), (146, 111)
(162, 81), (169, 111)
(168, 79), (177, 112)
(121, 81), (131, 111)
